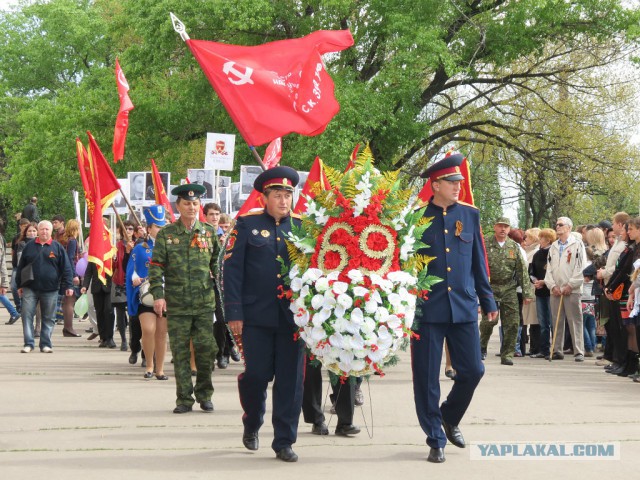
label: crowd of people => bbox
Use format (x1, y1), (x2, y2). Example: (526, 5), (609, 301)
(4, 175), (640, 465)
(3, 201), (240, 376)
(482, 212), (640, 382)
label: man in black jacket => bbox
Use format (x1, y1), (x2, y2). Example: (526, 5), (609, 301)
(16, 221), (74, 353)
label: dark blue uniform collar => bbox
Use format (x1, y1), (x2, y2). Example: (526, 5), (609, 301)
(262, 209), (291, 224)
(426, 196), (459, 213)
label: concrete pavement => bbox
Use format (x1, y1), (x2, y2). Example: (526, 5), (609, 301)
(1, 312), (638, 480)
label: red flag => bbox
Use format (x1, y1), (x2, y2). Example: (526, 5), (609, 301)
(236, 189), (266, 217)
(76, 138), (96, 219)
(113, 58), (134, 162)
(150, 159), (176, 222)
(418, 156), (474, 205)
(294, 156), (330, 213)
(263, 138), (282, 169)
(344, 143), (360, 172)
(186, 30), (354, 146)
(185, 177), (207, 223)
(87, 132), (121, 209)
(82, 136), (118, 284)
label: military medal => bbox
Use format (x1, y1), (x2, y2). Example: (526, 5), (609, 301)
(455, 220), (463, 237)
(261, 230), (270, 238)
(252, 229), (259, 235)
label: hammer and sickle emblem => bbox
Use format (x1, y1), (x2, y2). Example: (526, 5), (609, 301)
(223, 62), (254, 86)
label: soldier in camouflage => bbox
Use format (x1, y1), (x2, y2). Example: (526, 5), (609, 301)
(479, 217), (534, 365)
(149, 184), (220, 413)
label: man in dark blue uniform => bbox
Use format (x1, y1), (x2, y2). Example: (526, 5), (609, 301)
(412, 154), (498, 463)
(223, 166), (305, 463)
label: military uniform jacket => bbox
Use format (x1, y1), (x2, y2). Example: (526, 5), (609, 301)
(223, 210), (301, 328)
(484, 236), (534, 300)
(149, 220), (219, 316)
(417, 200), (496, 323)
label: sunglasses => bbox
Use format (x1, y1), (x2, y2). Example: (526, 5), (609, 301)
(556, 223), (565, 227)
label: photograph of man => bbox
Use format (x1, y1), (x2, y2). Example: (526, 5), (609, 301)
(113, 179), (129, 211)
(217, 176), (231, 213)
(188, 169), (214, 199)
(297, 171), (309, 191)
(230, 183), (243, 213)
(145, 172), (170, 202)
(240, 166), (262, 198)
(128, 172), (146, 202)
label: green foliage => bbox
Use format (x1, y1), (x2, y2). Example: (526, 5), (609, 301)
(0, 0), (639, 227)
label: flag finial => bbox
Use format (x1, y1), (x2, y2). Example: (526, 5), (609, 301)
(170, 13), (190, 42)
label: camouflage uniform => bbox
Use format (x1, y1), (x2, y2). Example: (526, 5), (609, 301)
(479, 236), (533, 361)
(149, 220), (220, 408)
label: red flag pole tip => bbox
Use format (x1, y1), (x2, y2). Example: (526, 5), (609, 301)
(170, 13), (190, 42)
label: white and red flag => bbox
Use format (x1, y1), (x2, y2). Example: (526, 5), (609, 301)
(186, 30), (354, 146)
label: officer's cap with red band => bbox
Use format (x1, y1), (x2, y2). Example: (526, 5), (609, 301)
(420, 153), (465, 182)
(254, 166), (299, 193)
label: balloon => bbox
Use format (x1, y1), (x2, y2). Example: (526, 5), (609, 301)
(75, 257), (88, 277)
(74, 293), (89, 317)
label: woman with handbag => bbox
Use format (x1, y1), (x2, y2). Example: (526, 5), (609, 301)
(126, 206), (168, 380)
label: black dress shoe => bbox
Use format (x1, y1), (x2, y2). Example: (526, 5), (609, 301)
(230, 346), (242, 362)
(129, 352), (138, 365)
(442, 420), (465, 448)
(311, 422), (329, 435)
(335, 424), (361, 436)
(173, 404), (192, 414)
(481, 349), (487, 360)
(200, 400), (214, 412)
(242, 431), (259, 451)
(98, 340), (107, 348)
(501, 358), (514, 366)
(275, 447), (298, 462)
(551, 352), (564, 360)
(427, 447), (445, 463)
(217, 356), (229, 369)
(106, 339), (117, 349)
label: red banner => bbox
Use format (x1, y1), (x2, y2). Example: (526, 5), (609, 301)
(344, 143), (360, 172)
(186, 30), (354, 146)
(150, 159), (175, 222)
(113, 58), (134, 162)
(294, 156), (330, 213)
(87, 132), (121, 209)
(263, 138), (282, 169)
(79, 135), (118, 284)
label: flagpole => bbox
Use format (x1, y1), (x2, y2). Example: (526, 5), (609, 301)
(171, 13), (267, 172)
(111, 203), (131, 243)
(119, 187), (143, 227)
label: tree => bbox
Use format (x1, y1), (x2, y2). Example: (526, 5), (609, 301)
(1, 0), (639, 227)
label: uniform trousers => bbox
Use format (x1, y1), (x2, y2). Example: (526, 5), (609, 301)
(167, 313), (217, 407)
(302, 358), (355, 427)
(238, 317), (304, 452)
(412, 321), (484, 449)
(550, 293), (584, 356)
(480, 289), (519, 360)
